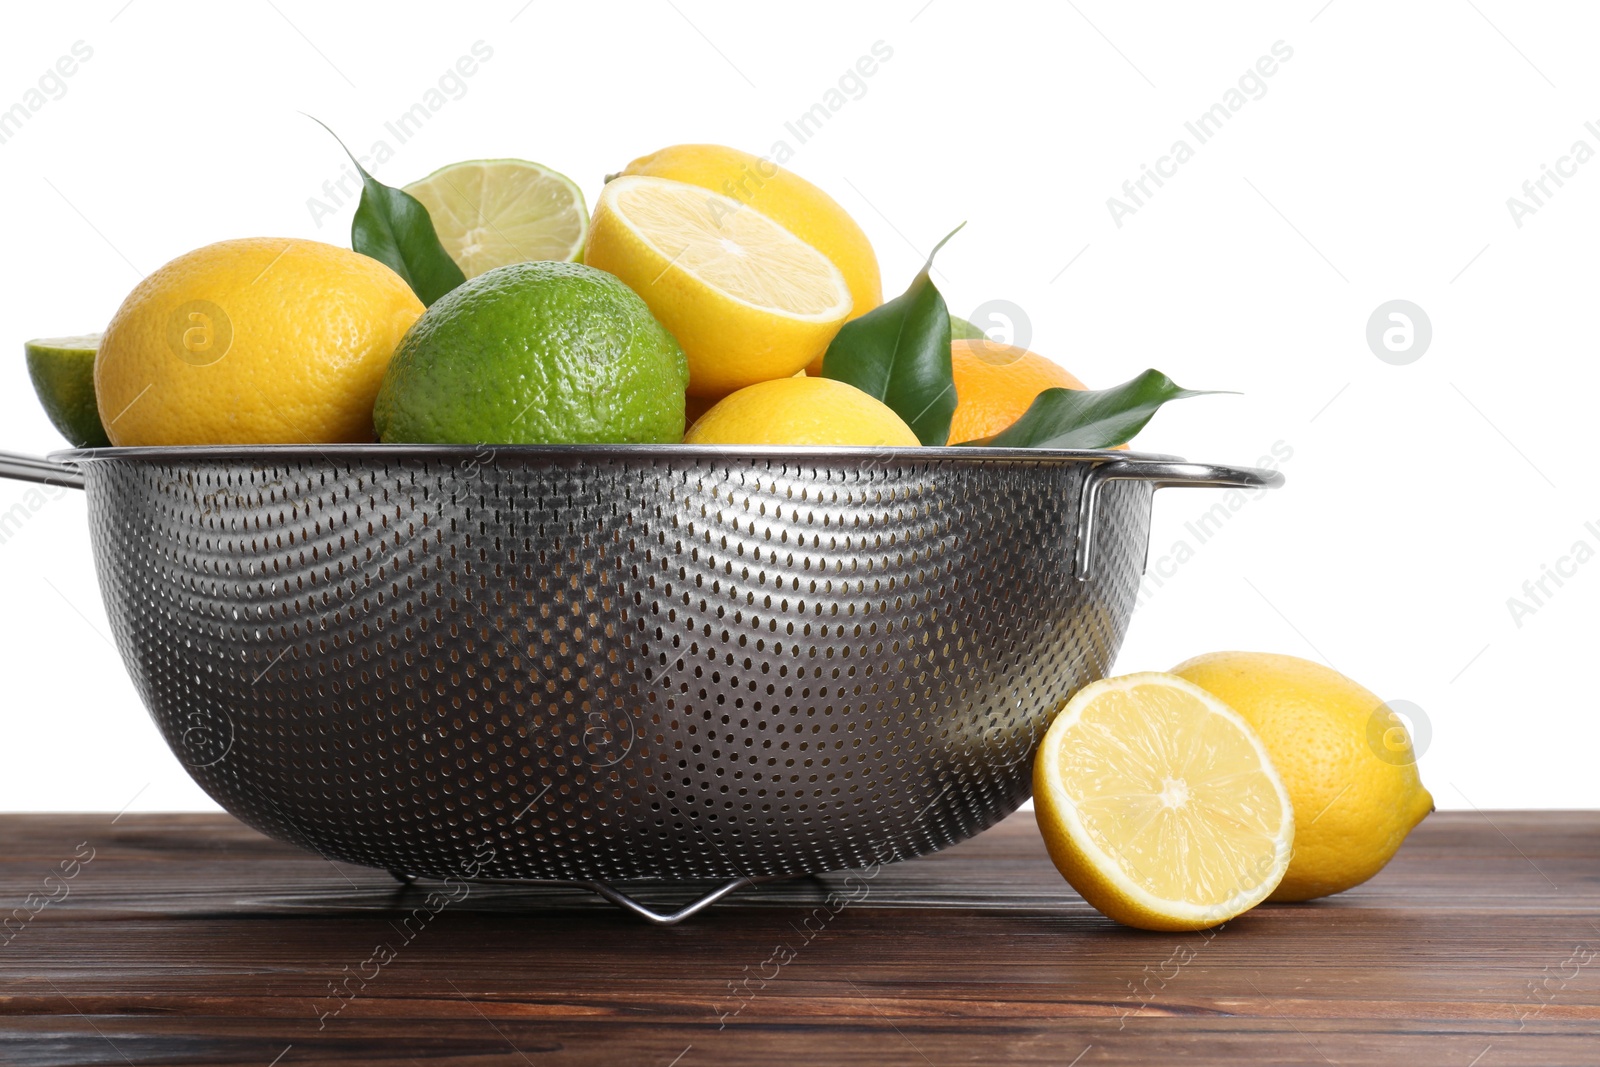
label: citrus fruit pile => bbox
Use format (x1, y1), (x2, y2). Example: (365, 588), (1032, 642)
(26, 141), (1180, 452)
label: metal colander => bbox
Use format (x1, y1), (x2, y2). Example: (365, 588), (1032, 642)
(0, 444), (1280, 922)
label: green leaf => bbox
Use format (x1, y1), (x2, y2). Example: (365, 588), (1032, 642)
(307, 116), (465, 306)
(820, 224), (964, 445)
(963, 369), (1226, 450)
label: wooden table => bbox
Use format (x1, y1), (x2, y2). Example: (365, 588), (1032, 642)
(0, 810), (1596, 1065)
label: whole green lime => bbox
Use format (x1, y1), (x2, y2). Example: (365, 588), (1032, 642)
(374, 261), (687, 444)
(26, 334), (111, 448)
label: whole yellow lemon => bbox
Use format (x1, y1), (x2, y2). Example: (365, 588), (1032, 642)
(1172, 651), (1434, 901)
(684, 376), (917, 447)
(95, 238), (424, 445)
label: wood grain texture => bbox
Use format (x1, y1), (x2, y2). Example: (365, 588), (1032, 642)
(0, 810), (1597, 1066)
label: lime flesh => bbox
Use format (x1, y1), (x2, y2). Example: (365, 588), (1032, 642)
(26, 334), (110, 448)
(404, 159), (588, 278)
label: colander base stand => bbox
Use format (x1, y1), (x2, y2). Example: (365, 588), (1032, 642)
(387, 870), (777, 925)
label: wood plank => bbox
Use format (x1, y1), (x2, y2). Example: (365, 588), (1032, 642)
(1, 810), (1597, 1065)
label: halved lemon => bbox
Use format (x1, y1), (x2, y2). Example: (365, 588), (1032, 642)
(404, 159), (588, 278)
(583, 174), (852, 398)
(1034, 673), (1293, 931)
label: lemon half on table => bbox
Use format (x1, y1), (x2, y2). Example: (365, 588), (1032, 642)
(1034, 673), (1294, 931)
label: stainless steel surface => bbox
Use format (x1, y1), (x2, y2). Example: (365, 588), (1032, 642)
(2, 444), (1281, 912)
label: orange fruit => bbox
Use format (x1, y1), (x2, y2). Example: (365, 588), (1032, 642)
(948, 338), (1086, 444)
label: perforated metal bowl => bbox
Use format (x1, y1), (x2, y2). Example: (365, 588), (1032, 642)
(0, 444), (1280, 921)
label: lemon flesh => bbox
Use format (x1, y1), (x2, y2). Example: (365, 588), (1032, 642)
(619, 143), (882, 327)
(405, 159), (588, 278)
(684, 376), (916, 447)
(26, 334), (110, 448)
(1034, 672), (1293, 931)
(584, 175), (852, 398)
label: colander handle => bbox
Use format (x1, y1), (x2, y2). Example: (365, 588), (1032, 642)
(1075, 459), (1285, 581)
(0, 451), (84, 490)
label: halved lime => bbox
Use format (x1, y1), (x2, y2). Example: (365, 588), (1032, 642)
(26, 334), (110, 448)
(404, 159), (588, 278)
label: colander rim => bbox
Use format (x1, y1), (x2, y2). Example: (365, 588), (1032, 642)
(50, 442), (1182, 465)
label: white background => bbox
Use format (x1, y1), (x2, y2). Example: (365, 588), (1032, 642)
(0, 0), (1590, 811)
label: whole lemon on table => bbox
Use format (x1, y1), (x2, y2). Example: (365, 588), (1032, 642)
(1172, 651), (1434, 902)
(685, 376), (917, 447)
(616, 143), (882, 345)
(95, 238), (423, 445)
(374, 261), (687, 445)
